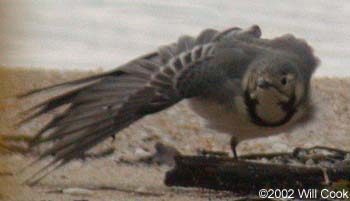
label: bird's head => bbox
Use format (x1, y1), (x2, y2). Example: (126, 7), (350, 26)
(242, 51), (311, 127)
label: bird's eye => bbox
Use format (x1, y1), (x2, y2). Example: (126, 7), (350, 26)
(281, 77), (287, 85)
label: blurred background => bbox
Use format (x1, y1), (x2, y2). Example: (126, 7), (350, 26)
(1, 0), (350, 76)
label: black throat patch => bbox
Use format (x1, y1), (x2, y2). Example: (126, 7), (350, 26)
(243, 90), (297, 127)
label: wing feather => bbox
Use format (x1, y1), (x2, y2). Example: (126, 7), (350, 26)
(18, 26), (256, 184)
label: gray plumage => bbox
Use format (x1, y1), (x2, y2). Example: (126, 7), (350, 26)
(18, 25), (319, 184)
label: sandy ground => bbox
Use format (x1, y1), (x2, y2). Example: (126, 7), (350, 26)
(0, 67), (350, 201)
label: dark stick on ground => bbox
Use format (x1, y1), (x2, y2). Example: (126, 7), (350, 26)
(165, 147), (350, 195)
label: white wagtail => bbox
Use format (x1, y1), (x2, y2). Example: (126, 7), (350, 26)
(18, 25), (319, 183)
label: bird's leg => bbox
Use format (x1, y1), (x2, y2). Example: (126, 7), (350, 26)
(230, 136), (238, 160)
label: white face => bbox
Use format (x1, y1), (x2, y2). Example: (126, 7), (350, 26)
(242, 62), (306, 127)
(254, 84), (291, 124)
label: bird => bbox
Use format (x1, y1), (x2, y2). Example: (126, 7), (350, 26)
(17, 25), (319, 184)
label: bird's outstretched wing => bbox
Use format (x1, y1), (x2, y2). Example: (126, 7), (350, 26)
(17, 26), (261, 184)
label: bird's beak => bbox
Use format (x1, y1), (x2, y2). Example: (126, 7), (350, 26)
(257, 78), (271, 89)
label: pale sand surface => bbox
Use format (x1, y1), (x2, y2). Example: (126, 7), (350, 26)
(0, 67), (350, 201)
